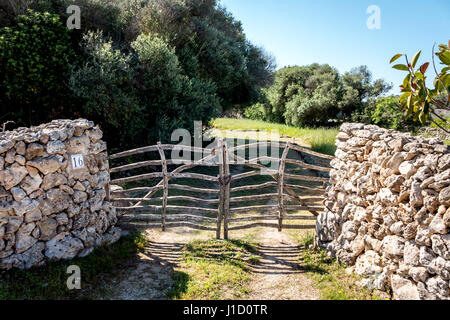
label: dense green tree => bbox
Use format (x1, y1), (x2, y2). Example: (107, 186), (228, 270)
(253, 64), (391, 127)
(0, 9), (75, 126)
(1, 0), (273, 149)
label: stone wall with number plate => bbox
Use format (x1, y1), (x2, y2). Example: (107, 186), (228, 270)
(316, 123), (450, 300)
(0, 119), (120, 270)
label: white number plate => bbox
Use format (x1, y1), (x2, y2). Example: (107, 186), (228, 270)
(71, 154), (85, 169)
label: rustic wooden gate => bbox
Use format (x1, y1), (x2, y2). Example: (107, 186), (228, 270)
(108, 138), (333, 239)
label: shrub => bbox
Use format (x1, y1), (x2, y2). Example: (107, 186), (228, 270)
(131, 33), (220, 143)
(243, 103), (267, 120)
(0, 9), (75, 124)
(368, 95), (419, 131)
(69, 31), (144, 145)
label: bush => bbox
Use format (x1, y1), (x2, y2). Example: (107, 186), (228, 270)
(69, 31), (144, 145)
(243, 103), (267, 120)
(352, 95), (420, 131)
(132, 33), (220, 143)
(0, 9), (75, 125)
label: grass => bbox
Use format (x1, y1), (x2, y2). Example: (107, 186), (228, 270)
(211, 118), (339, 155)
(296, 234), (382, 300)
(0, 232), (147, 300)
(167, 239), (258, 300)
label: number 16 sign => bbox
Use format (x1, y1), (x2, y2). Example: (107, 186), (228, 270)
(71, 154), (85, 169)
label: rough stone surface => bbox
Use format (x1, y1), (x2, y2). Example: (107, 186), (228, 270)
(0, 119), (120, 270)
(316, 123), (450, 300)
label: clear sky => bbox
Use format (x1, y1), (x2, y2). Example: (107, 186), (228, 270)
(220, 0), (450, 94)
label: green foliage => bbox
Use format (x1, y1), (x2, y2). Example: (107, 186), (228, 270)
(137, 0), (275, 108)
(132, 33), (220, 142)
(244, 103), (267, 120)
(69, 31), (144, 145)
(1, 0), (273, 149)
(390, 40), (450, 129)
(167, 239), (255, 300)
(257, 64), (391, 127)
(370, 96), (418, 131)
(0, 9), (75, 124)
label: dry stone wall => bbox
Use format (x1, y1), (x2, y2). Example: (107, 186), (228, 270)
(316, 123), (450, 300)
(0, 119), (120, 270)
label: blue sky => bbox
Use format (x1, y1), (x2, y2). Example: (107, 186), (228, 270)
(220, 0), (450, 94)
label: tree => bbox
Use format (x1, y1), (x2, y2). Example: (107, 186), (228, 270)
(390, 40), (450, 133)
(0, 9), (75, 126)
(339, 66), (392, 119)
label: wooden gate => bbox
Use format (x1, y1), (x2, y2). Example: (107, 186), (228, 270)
(108, 138), (333, 239)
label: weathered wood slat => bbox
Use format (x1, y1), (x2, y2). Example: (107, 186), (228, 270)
(284, 159), (331, 172)
(228, 223), (315, 231)
(229, 215), (316, 222)
(116, 205), (217, 214)
(217, 139), (225, 239)
(278, 143), (290, 231)
(284, 205), (325, 211)
(289, 144), (335, 160)
(111, 186), (163, 196)
(168, 172), (218, 182)
(230, 181), (278, 193)
(110, 159), (220, 173)
(120, 214), (216, 223)
(283, 183), (326, 193)
(231, 169), (278, 181)
(114, 196), (219, 204)
(230, 205), (279, 213)
(109, 144), (209, 160)
(111, 172), (164, 185)
(168, 184), (219, 194)
(229, 193), (278, 202)
(110, 160), (163, 173)
(229, 141), (287, 152)
(157, 142), (168, 230)
(223, 141), (231, 240)
(284, 174), (329, 183)
(119, 222), (217, 231)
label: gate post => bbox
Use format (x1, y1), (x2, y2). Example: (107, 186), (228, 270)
(278, 143), (290, 232)
(223, 139), (231, 240)
(157, 142), (168, 232)
(217, 139), (224, 239)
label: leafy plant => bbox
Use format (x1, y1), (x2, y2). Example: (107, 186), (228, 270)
(390, 40), (450, 132)
(0, 9), (75, 123)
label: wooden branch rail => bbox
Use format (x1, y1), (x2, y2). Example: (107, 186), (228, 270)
(110, 138), (333, 238)
(113, 196), (219, 204)
(109, 144), (210, 160)
(228, 223), (315, 231)
(120, 222), (217, 231)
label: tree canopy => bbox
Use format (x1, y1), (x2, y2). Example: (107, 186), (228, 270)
(0, 0), (275, 148)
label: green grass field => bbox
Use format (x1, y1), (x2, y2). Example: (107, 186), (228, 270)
(211, 118), (339, 155)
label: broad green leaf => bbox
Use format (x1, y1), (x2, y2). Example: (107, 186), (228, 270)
(393, 64), (410, 71)
(411, 50), (421, 68)
(390, 54), (403, 64)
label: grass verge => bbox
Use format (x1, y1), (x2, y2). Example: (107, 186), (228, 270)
(211, 118), (338, 155)
(0, 232), (147, 300)
(168, 239), (259, 300)
(296, 233), (381, 300)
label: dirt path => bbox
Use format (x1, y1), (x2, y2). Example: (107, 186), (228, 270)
(245, 229), (319, 300)
(101, 227), (319, 300)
